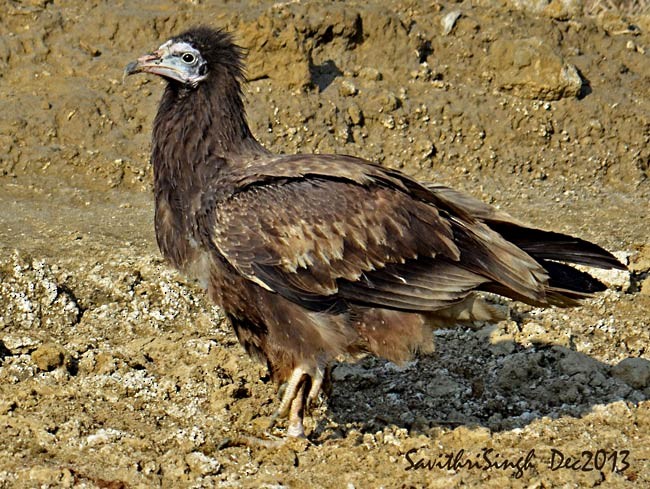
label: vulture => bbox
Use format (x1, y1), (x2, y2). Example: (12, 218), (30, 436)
(125, 27), (625, 438)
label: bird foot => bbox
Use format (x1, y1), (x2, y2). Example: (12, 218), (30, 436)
(268, 363), (327, 437)
(218, 432), (312, 450)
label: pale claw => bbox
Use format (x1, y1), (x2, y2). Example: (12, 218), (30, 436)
(268, 362), (327, 437)
(218, 432), (311, 450)
(268, 366), (309, 432)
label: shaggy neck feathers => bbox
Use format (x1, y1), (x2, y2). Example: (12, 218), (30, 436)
(151, 48), (265, 190)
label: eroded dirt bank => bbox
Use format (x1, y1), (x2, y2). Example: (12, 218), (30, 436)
(1, 1), (649, 487)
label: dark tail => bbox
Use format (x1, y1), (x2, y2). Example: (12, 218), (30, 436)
(487, 223), (625, 270)
(488, 222), (626, 306)
(425, 184), (627, 306)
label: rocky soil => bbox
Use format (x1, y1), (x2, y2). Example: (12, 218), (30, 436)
(1, 0), (649, 487)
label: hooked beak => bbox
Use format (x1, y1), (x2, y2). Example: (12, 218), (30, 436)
(126, 52), (163, 75)
(124, 50), (184, 81)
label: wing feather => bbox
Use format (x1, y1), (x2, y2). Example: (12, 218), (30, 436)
(207, 165), (471, 311)
(199, 154), (616, 313)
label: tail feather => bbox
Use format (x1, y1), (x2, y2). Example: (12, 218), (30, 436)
(541, 259), (607, 294)
(425, 183), (626, 306)
(488, 223), (625, 271)
(539, 259), (609, 306)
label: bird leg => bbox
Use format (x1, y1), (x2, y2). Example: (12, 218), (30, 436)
(306, 364), (326, 409)
(287, 380), (308, 437)
(268, 363), (326, 437)
(277, 366), (308, 419)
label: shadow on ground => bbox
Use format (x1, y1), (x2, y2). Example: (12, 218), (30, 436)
(318, 316), (646, 437)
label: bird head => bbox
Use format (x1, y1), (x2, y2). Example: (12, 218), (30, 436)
(125, 27), (245, 89)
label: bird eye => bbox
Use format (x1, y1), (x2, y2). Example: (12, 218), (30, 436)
(181, 53), (196, 64)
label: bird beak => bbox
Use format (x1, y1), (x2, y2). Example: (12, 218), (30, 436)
(125, 51), (162, 75)
(124, 50), (183, 81)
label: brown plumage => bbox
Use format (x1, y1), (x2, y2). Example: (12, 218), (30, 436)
(126, 26), (625, 438)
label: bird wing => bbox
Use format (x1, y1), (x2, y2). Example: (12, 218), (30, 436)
(199, 154), (551, 312)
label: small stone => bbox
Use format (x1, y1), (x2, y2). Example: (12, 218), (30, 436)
(185, 451), (221, 476)
(611, 358), (650, 389)
(411, 63), (434, 81)
(358, 67), (382, 81)
(381, 92), (400, 112)
(347, 103), (364, 126)
(629, 244), (650, 274)
(94, 351), (119, 374)
(640, 277), (650, 296)
(441, 10), (461, 36)
(415, 139), (436, 160)
(31, 343), (65, 371)
(543, 0), (581, 20)
(381, 115), (395, 129)
(339, 79), (358, 97)
(590, 267), (631, 289)
(521, 321), (546, 337)
(337, 125), (351, 143)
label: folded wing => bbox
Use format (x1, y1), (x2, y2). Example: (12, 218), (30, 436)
(197, 155), (620, 313)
